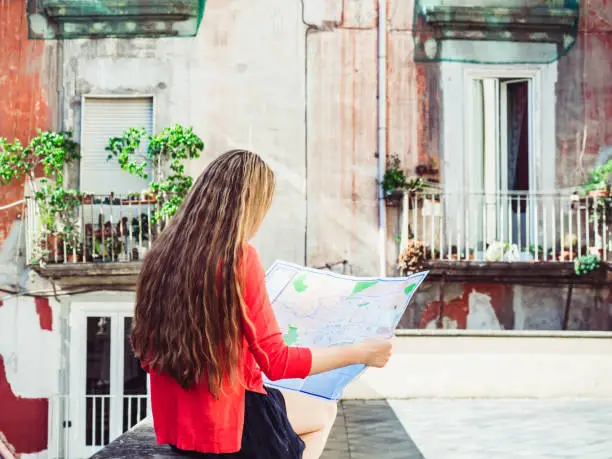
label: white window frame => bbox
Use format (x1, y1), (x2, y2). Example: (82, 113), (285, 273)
(441, 62), (557, 195)
(69, 301), (149, 459)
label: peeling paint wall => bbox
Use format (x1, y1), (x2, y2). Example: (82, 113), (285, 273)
(0, 0), (55, 247)
(399, 282), (612, 331)
(0, 295), (62, 457)
(0, 0), (57, 456)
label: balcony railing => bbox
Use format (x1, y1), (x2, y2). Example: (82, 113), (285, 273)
(25, 194), (168, 266)
(48, 393), (149, 459)
(400, 190), (611, 263)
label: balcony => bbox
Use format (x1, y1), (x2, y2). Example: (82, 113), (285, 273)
(24, 194), (168, 288)
(398, 190), (611, 283)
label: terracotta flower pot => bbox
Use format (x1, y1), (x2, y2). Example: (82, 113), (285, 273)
(588, 189), (610, 199)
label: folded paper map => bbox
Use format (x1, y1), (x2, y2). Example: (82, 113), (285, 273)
(263, 261), (428, 400)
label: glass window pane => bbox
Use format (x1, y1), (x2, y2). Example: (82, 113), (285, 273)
(85, 316), (111, 446)
(122, 317), (148, 431)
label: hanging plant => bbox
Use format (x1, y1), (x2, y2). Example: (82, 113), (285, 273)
(106, 124), (204, 223)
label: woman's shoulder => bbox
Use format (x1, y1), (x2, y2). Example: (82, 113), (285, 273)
(241, 243), (263, 273)
(243, 243), (260, 262)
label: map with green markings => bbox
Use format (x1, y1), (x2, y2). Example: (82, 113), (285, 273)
(262, 260), (428, 400)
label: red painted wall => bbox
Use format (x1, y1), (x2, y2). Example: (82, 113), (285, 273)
(0, 0), (52, 247)
(0, 0), (53, 455)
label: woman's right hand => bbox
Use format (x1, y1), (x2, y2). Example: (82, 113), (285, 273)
(358, 339), (393, 368)
(308, 339), (394, 376)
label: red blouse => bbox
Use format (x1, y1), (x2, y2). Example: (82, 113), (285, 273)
(147, 244), (312, 453)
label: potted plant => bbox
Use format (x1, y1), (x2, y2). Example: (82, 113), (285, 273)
(415, 159), (440, 183)
(397, 239), (427, 275)
(574, 253), (601, 276)
(382, 154), (407, 201)
(581, 159), (611, 198)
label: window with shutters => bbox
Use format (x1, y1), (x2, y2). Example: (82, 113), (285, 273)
(80, 96), (154, 195)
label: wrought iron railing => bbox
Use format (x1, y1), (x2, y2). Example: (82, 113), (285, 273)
(399, 190), (610, 263)
(25, 194), (168, 266)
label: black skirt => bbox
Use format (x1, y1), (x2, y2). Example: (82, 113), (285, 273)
(170, 386), (305, 459)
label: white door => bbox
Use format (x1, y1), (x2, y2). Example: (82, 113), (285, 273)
(469, 76), (535, 255)
(69, 303), (149, 458)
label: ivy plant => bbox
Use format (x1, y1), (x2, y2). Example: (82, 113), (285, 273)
(106, 124), (204, 222)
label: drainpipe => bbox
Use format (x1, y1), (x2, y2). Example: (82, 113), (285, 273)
(377, 0), (388, 276)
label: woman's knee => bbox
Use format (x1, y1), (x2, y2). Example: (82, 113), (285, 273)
(325, 402), (338, 426)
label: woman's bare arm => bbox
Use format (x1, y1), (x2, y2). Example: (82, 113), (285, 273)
(309, 340), (392, 376)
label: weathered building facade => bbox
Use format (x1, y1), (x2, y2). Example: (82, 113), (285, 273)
(0, 0), (610, 457)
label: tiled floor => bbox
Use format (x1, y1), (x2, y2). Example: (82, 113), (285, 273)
(322, 400), (424, 459)
(324, 399), (612, 459)
(388, 399), (612, 459)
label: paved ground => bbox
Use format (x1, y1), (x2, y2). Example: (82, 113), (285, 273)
(323, 399), (612, 459)
(92, 399), (612, 458)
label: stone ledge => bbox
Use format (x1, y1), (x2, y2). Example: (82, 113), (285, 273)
(422, 261), (611, 285)
(89, 418), (182, 459)
(89, 401), (422, 459)
(30, 262), (142, 292)
(394, 329), (612, 339)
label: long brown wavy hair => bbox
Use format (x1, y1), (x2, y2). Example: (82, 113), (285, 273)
(131, 150), (276, 396)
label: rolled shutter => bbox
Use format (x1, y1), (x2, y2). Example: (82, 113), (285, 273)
(80, 97), (154, 195)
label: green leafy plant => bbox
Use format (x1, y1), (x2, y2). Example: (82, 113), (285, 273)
(0, 130), (81, 264)
(574, 253), (601, 276)
(579, 159), (611, 225)
(106, 124), (204, 223)
(581, 159), (611, 195)
(0, 130), (78, 187)
(382, 154), (407, 194)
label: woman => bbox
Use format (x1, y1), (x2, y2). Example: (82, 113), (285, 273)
(132, 150), (392, 459)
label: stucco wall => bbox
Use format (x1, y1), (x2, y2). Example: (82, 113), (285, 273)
(56, 0), (386, 275)
(344, 332), (612, 399)
(556, 0), (612, 186)
(59, 0), (309, 271)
